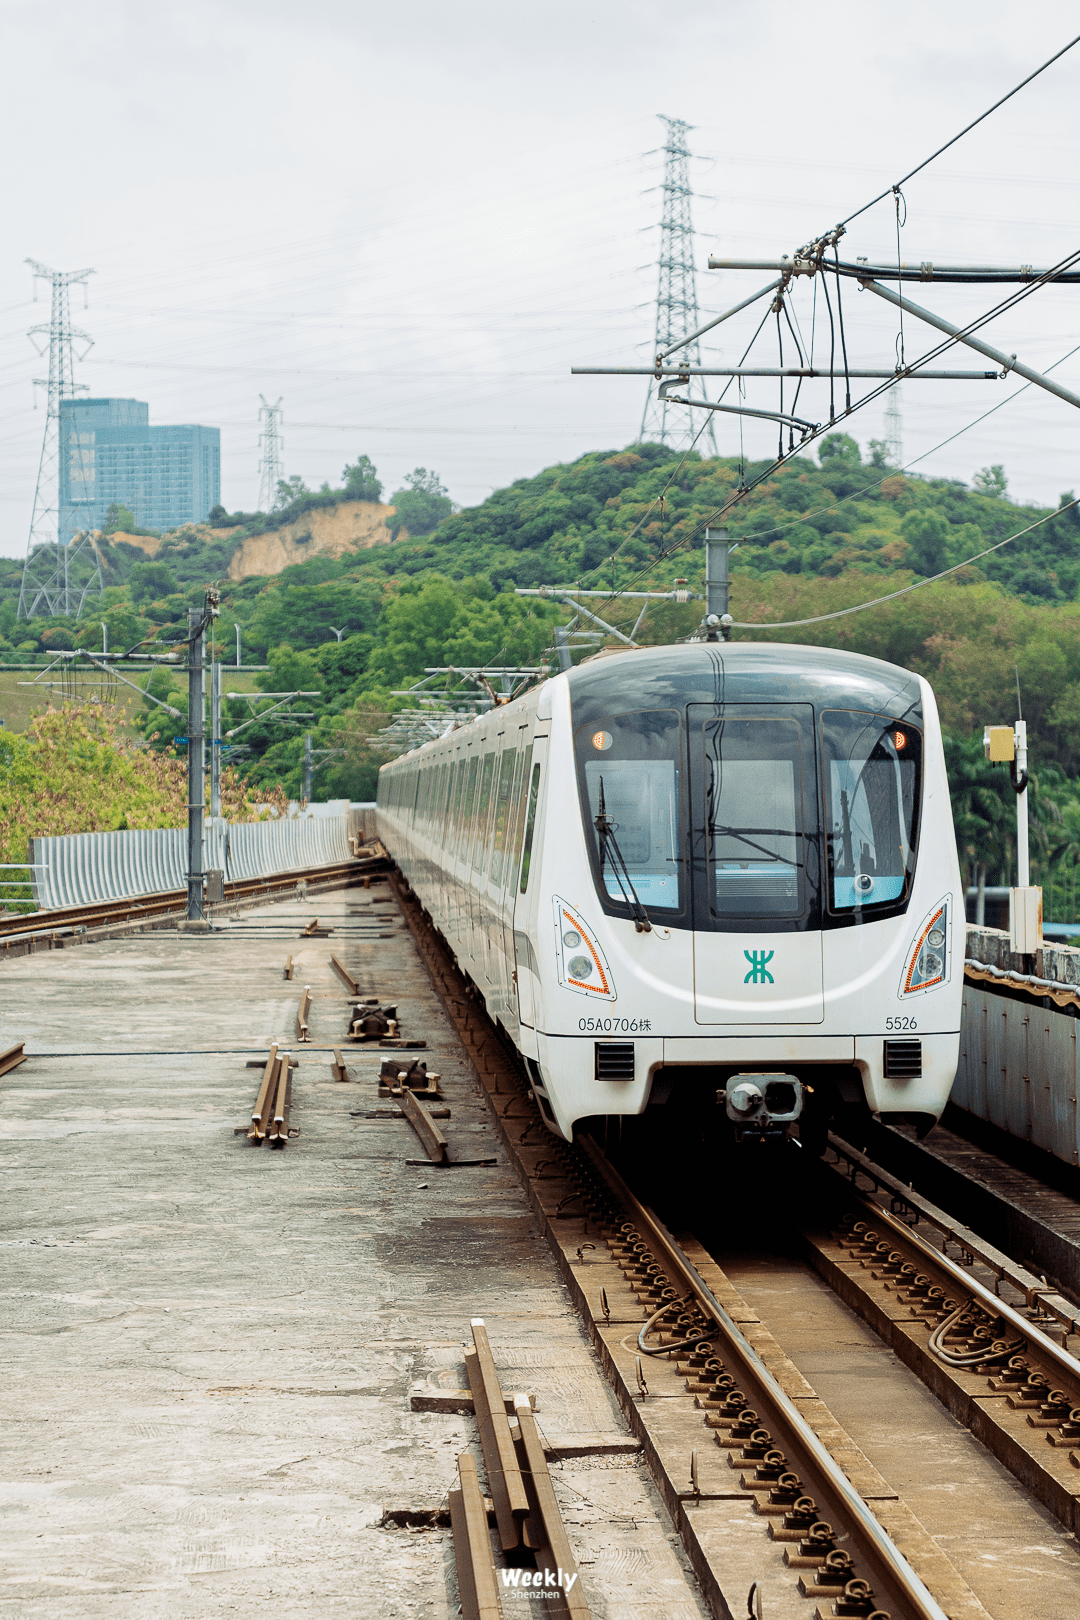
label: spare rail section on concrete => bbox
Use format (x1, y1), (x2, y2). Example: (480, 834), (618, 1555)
(458, 1317), (589, 1615)
(0, 1042), (27, 1079)
(241, 1046), (298, 1147)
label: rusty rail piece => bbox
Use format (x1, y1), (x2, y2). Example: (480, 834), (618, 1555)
(808, 1154), (1080, 1535)
(454, 1320), (589, 1611)
(301, 917), (332, 938)
(243, 1046), (298, 1146)
(0, 849), (390, 947)
(466, 1319), (531, 1550)
(512, 1394), (591, 1616)
(380, 1057), (442, 1098)
(330, 954), (359, 995)
(0, 1041), (27, 1079)
(283, 954), (294, 981)
(330, 1047), (349, 1083)
(449, 1450), (502, 1620)
(295, 987), (312, 1043)
(398, 1087), (448, 1164)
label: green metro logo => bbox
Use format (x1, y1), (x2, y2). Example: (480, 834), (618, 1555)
(743, 949), (775, 984)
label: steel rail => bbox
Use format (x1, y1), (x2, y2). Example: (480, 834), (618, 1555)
(580, 1137), (951, 1620)
(827, 1134), (1080, 1344)
(843, 1179), (1080, 1389)
(0, 854), (386, 944)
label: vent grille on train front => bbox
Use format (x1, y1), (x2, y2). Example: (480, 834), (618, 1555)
(883, 1039), (922, 1079)
(595, 1042), (635, 1081)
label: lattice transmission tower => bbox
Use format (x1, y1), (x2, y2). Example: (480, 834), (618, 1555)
(639, 117), (717, 455)
(884, 386), (903, 467)
(257, 395), (284, 511)
(18, 259), (103, 619)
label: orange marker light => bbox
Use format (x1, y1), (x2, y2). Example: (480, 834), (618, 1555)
(592, 730), (613, 751)
(894, 731), (907, 750)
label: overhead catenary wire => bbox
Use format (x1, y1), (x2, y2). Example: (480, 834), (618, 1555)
(726, 498), (1078, 629)
(836, 31), (1080, 230)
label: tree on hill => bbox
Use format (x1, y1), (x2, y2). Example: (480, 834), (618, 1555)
(128, 560), (179, 604)
(388, 468), (454, 539)
(103, 502), (137, 534)
(342, 454), (382, 502)
(274, 475), (310, 509)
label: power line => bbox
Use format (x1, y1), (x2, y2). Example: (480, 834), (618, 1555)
(837, 31), (1080, 229)
(729, 499), (1079, 630)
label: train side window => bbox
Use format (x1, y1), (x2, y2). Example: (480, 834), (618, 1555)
(503, 741), (530, 896)
(822, 710), (921, 914)
(489, 746), (517, 886)
(519, 762), (541, 893)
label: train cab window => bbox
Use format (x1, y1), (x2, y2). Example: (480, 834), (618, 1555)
(575, 709), (683, 913)
(696, 706), (814, 925)
(822, 710), (921, 915)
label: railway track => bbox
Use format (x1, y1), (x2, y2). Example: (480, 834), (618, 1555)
(0, 848), (389, 952)
(391, 870), (1080, 1620)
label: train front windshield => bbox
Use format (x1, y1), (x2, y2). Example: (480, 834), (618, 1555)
(575, 702), (921, 930)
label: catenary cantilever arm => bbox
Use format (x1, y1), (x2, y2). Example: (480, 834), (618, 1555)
(859, 277), (1080, 411)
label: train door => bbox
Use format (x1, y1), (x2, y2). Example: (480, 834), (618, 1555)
(688, 702), (824, 1025)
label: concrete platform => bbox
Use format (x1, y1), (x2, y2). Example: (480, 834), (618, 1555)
(0, 890), (707, 1619)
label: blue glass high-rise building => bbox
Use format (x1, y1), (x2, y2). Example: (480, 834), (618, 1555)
(59, 398), (220, 542)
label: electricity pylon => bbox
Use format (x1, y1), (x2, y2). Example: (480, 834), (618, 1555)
(884, 386), (903, 466)
(18, 259), (102, 619)
(639, 117), (717, 455)
(257, 395), (284, 511)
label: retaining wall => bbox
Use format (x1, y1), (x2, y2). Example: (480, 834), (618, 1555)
(956, 926), (1080, 1168)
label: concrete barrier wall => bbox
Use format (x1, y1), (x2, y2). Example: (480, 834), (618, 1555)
(30, 809), (352, 908)
(954, 925), (1080, 1168)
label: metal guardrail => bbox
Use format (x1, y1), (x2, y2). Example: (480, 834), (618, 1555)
(29, 812), (353, 908)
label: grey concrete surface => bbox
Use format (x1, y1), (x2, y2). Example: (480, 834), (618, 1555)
(0, 893), (708, 1620)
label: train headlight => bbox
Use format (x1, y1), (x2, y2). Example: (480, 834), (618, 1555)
(899, 900), (950, 996)
(553, 896), (616, 1001)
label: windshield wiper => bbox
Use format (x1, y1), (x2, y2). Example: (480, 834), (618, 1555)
(595, 778), (652, 933)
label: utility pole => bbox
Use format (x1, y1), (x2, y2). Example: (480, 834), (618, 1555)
(210, 659), (222, 819)
(639, 118), (717, 455)
(257, 395), (284, 512)
(186, 589), (219, 921)
(18, 260), (103, 619)
(303, 732), (313, 805)
(704, 526), (732, 641)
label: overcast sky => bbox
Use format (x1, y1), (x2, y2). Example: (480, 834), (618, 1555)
(2, 0), (1079, 559)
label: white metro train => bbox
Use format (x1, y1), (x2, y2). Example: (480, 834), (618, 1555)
(377, 642), (964, 1146)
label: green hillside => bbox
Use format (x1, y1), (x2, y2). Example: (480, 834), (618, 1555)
(3, 433), (1080, 902)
